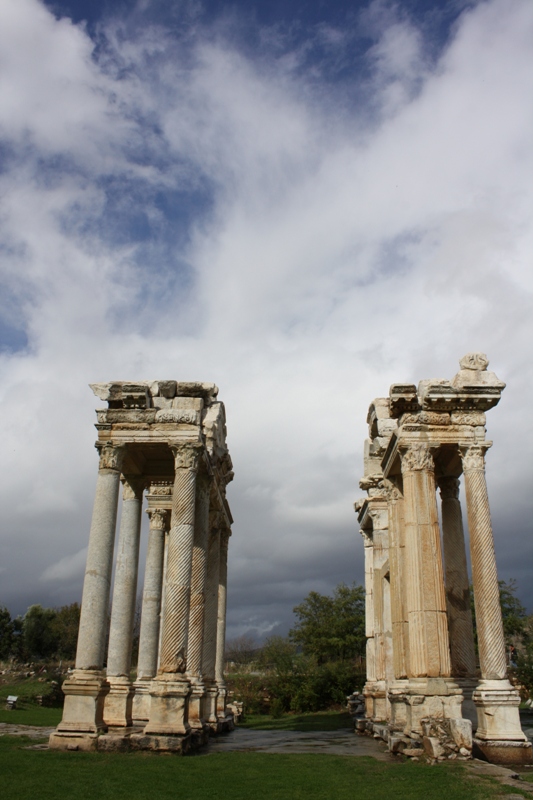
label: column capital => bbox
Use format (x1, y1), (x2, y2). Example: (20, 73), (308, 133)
(399, 443), (437, 473)
(96, 442), (125, 472)
(146, 508), (170, 530)
(121, 475), (145, 500)
(438, 476), (460, 501)
(169, 442), (203, 471)
(459, 443), (492, 472)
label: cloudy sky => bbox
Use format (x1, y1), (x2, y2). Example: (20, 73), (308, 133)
(0, 0), (532, 641)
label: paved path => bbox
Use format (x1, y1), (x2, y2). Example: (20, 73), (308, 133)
(204, 727), (392, 760)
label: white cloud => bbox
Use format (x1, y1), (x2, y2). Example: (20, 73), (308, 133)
(0, 0), (531, 630)
(40, 548), (87, 582)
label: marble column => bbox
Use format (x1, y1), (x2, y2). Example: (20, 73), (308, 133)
(144, 443), (202, 738)
(133, 507), (169, 721)
(438, 476), (476, 679)
(104, 476), (144, 727)
(461, 445), (529, 755)
(52, 442), (124, 742)
(387, 481), (409, 727)
(215, 529), (230, 720)
(201, 517), (221, 729)
(370, 504), (391, 722)
(400, 443), (460, 733)
(361, 529), (376, 719)
(186, 472), (211, 730)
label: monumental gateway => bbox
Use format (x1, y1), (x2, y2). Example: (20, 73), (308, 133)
(50, 380), (234, 753)
(355, 354), (532, 765)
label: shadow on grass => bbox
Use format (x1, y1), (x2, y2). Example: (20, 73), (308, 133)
(240, 711), (356, 731)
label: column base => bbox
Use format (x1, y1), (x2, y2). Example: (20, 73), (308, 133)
(473, 738), (532, 766)
(404, 677), (463, 736)
(201, 684), (219, 731)
(388, 680), (409, 728)
(51, 669), (109, 741)
(143, 675), (191, 736)
(104, 676), (135, 727)
(473, 679), (529, 742)
(132, 678), (152, 723)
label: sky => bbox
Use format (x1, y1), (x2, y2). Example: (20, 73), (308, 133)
(0, 0), (532, 643)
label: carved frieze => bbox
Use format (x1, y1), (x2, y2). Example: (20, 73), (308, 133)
(155, 409), (199, 424)
(401, 411), (451, 427)
(451, 411), (486, 426)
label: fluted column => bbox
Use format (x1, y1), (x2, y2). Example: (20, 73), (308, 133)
(438, 476), (476, 678)
(215, 529), (230, 718)
(132, 506), (169, 722)
(386, 480), (409, 729)
(54, 442), (124, 738)
(104, 476), (144, 726)
(388, 482), (408, 680)
(186, 472), (211, 728)
(201, 514), (221, 728)
(144, 442), (202, 737)
(400, 444), (451, 678)
(461, 444), (528, 748)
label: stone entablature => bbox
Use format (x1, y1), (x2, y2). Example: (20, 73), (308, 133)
(50, 380), (234, 754)
(356, 354), (532, 766)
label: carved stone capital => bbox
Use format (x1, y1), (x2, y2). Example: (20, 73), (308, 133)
(170, 443), (202, 471)
(438, 476), (460, 501)
(460, 444), (489, 472)
(147, 508), (169, 531)
(121, 475), (145, 500)
(399, 444), (436, 473)
(383, 478), (402, 502)
(96, 442), (125, 471)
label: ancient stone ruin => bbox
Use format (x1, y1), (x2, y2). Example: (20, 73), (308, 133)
(356, 354), (532, 765)
(50, 380), (234, 753)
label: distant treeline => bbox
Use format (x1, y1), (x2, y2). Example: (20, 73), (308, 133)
(0, 603), (80, 662)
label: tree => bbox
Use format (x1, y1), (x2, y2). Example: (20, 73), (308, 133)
(51, 603), (81, 660)
(289, 582), (365, 664)
(23, 605), (59, 659)
(0, 607), (14, 660)
(225, 634), (258, 667)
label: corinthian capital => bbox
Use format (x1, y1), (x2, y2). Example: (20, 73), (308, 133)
(438, 476), (460, 501)
(147, 508), (169, 531)
(459, 444), (489, 472)
(97, 442), (125, 471)
(400, 443), (435, 473)
(121, 475), (145, 500)
(170, 443), (202, 471)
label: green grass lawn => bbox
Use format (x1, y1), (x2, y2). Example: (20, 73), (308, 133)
(0, 705), (62, 726)
(240, 710), (354, 731)
(0, 735), (512, 800)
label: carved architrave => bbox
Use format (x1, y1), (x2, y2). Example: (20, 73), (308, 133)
(399, 444), (436, 473)
(97, 442), (125, 471)
(402, 411), (450, 427)
(460, 444), (487, 472)
(170, 443), (202, 471)
(438, 476), (460, 501)
(451, 411), (486, 426)
(148, 481), (173, 497)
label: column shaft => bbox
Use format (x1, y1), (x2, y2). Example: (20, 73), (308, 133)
(215, 531), (229, 690)
(388, 485), (408, 679)
(202, 526), (221, 681)
(158, 444), (201, 674)
(187, 475), (211, 678)
(107, 478), (143, 677)
(137, 509), (168, 680)
(401, 444), (450, 678)
(76, 444), (124, 670)
(438, 476), (477, 678)
(461, 447), (506, 680)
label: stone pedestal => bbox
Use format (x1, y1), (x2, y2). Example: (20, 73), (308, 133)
(388, 680), (409, 729)
(143, 675), (191, 737)
(104, 677), (135, 728)
(132, 679), (151, 723)
(50, 669), (109, 750)
(404, 678), (463, 736)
